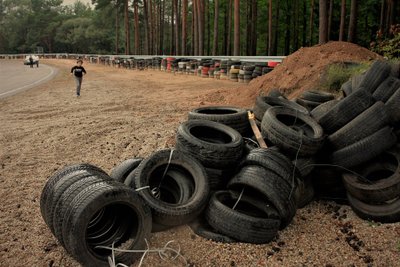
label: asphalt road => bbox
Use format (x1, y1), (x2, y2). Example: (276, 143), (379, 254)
(0, 60), (58, 99)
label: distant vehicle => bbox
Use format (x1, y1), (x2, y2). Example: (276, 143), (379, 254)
(24, 55), (39, 67)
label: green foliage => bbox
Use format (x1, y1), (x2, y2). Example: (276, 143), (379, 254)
(322, 62), (369, 92)
(371, 25), (400, 59)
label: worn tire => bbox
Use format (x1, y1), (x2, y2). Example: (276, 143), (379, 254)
(261, 106), (325, 156)
(133, 149), (209, 226)
(340, 80), (352, 97)
(227, 165), (297, 228)
(342, 146), (400, 203)
(310, 100), (340, 121)
(347, 193), (400, 223)
(62, 183), (152, 267)
(385, 86), (400, 123)
(188, 106), (250, 135)
(40, 163), (107, 227)
(205, 190), (280, 244)
(295, 98), (321, 110)
(356, 60), (391, 93)
(317, 89), (375, 134)
(372, 76), (400, 103)
(328, 102), (391, 150)
(110, 158), (143, 183)
(189, 215), (237, 243)
(175, 120), (243, 169)
(330, 126), (397, 168)
(253, 96), (309, 122)
(300, 90), (335, 103)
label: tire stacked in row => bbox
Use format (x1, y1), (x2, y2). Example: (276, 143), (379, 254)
(40, 164), (152, 267)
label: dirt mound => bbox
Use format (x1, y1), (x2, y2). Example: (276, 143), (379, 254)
(223, 41), (382, 108)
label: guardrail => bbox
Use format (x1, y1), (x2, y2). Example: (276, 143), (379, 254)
(0, 53), (286, 63)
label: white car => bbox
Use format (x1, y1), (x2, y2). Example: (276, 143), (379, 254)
(24, 55), (39, 67)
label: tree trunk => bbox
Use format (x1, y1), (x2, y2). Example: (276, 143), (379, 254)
(182, 0), (188, 55)
(171, 1), (175, 55)
(339, 0), (346, 41)
(251, 0), (257, 55)
(115, 7), (119, 54)
(193, 0), (199, 55)
(293, 0), (299, 50)
(134, 0), (140, 54)
(302, 0), (307, 46)
(174, 0), (179, 55)
(284, 0), (291, 54)
(143, 0), (150, 54)
(268, 0), (272, 55)
(198, 0), (205, 56)
(212, 0), (219, 56)
(206, 0), (210, 55)
(328, 0), (333, 40)
(160, 0), (165, 54)
(233, 0), (240, 56)
(309, 0), (315, 45)
(246, 1), (251, 55)
(124, 0), (130, 54)
(347, 0), (357, 43)
(227, 0), (233, 55)
(319, 0), (328, 44)
(222, 1), (228, 55)
(272, 0), (279, 55)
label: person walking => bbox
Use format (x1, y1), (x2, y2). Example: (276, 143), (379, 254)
(70, 59), (86, 96)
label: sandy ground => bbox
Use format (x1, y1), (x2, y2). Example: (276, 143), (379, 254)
(0, 59), (399, 267)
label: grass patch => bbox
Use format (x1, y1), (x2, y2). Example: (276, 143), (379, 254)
(321, 62), (370, 93)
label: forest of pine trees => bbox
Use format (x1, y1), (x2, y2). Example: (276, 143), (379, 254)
(0, 0), (399, 56)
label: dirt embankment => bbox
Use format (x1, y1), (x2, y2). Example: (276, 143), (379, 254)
(218, 41), (382, 108)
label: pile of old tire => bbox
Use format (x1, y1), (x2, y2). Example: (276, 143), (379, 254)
(40, 164), (152, 266)
(229, 64), (240, 82)
(295, 90), (335, 111)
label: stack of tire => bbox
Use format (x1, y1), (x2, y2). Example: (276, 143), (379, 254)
(229, 63), (241, 82)
(239, 64), (255, 83)
(40, 164), (152, 266)
(219, 60), (228, 80)
(252, 64), (265, 78)
(177, 106), (305, 244)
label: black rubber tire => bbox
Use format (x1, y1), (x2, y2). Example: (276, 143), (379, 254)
(330, 126), (397, 168)
(261, 106), (325, 156)
(310, 166), (347, 203)
(189, 215), (238, 243)
(296, 98), (322, 110)
(385, 86), (400, 123)
(293, 157), (315, 178)
(52, 174), (111, 246)
(240, 147), (298, 187)
(300, 90), (335, 103)
(133, 149), (209, 226)
(227, 165), (297, 228)
(205, 190), (280, 244)
(340, 80), (352, 97)
(351, 73), (365, 92)
(328, 101), (391, 150)
(62, 182), (152, 267)
(294, 176), (315, 208)
(310, 100), (340, 121)
(347, 193), (400, 223)
(372, 76), (400, 103)
(188, 106), (250, 135)
(268, 88), (286, 98)
(40, 163), (107, 227)
(110, 158), (143, 183)
(253, 96), (309, 122)
(205, 167), (235, 191)
(317, 89), (375, 134)
(357, 60), (392, 93)
(342, 146), (400, 203)
(175, 120), (243, 169)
